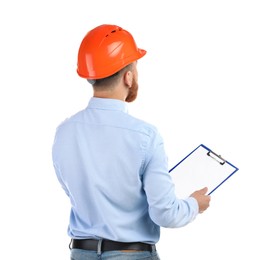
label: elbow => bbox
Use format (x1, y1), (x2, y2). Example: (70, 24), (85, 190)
(148, 200), (197, 228)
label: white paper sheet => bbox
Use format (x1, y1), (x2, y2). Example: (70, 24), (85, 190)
(170, 144), (238, 198)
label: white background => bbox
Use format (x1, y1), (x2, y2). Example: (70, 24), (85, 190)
(1, 1), (277, 259)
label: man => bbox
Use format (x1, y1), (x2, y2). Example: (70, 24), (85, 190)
(52, 24), (211, 260)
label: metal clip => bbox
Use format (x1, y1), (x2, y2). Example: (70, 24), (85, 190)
(207, 150), (226, 165)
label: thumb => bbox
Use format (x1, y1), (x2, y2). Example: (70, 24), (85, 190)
(198, 187), (208, 195)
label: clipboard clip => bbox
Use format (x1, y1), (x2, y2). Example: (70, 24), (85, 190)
(207, 150), (226, 165)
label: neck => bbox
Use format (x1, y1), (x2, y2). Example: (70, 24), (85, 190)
(93, 88), (127, 101)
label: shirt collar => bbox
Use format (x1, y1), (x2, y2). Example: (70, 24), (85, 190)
(87, 97), (129, 113)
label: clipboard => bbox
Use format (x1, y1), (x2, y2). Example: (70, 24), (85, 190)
(169, 144), (239, 198)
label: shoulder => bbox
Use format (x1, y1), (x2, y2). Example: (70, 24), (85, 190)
(124, 113), (160, 138)
(54, 109), (85, 132)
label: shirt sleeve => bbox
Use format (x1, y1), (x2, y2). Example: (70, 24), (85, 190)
(142, 130), (199, 228)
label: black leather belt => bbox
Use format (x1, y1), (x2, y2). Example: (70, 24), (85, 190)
(71, 239), (156, 252)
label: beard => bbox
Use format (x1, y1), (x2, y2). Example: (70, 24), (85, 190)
(125, 78), (138, 103)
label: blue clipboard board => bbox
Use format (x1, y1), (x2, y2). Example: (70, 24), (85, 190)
(169, 144), (239, 198)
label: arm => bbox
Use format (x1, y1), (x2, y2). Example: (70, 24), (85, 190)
(142, 131), (210, 228)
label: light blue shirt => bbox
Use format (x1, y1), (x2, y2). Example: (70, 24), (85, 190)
(52, 97), (198, 244)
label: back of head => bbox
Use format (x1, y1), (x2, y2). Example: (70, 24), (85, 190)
(77, 24), (146, 80)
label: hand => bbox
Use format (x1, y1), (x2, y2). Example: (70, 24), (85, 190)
(190, 187), (211, 214)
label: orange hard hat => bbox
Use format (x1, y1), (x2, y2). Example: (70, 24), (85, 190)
(77, 24), (147, 79)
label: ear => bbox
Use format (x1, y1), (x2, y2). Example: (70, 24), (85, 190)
(123, 71), (133, 88)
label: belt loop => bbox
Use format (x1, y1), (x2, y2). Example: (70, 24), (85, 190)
(69, 239), (73, 250)
(97, 239), (103, 256)
(151, 244), (156, 252)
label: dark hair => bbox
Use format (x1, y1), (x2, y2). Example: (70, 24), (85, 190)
(87, 63), (133, 89)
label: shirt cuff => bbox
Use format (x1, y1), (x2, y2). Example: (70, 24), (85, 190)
(187, 196), (199, 216)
